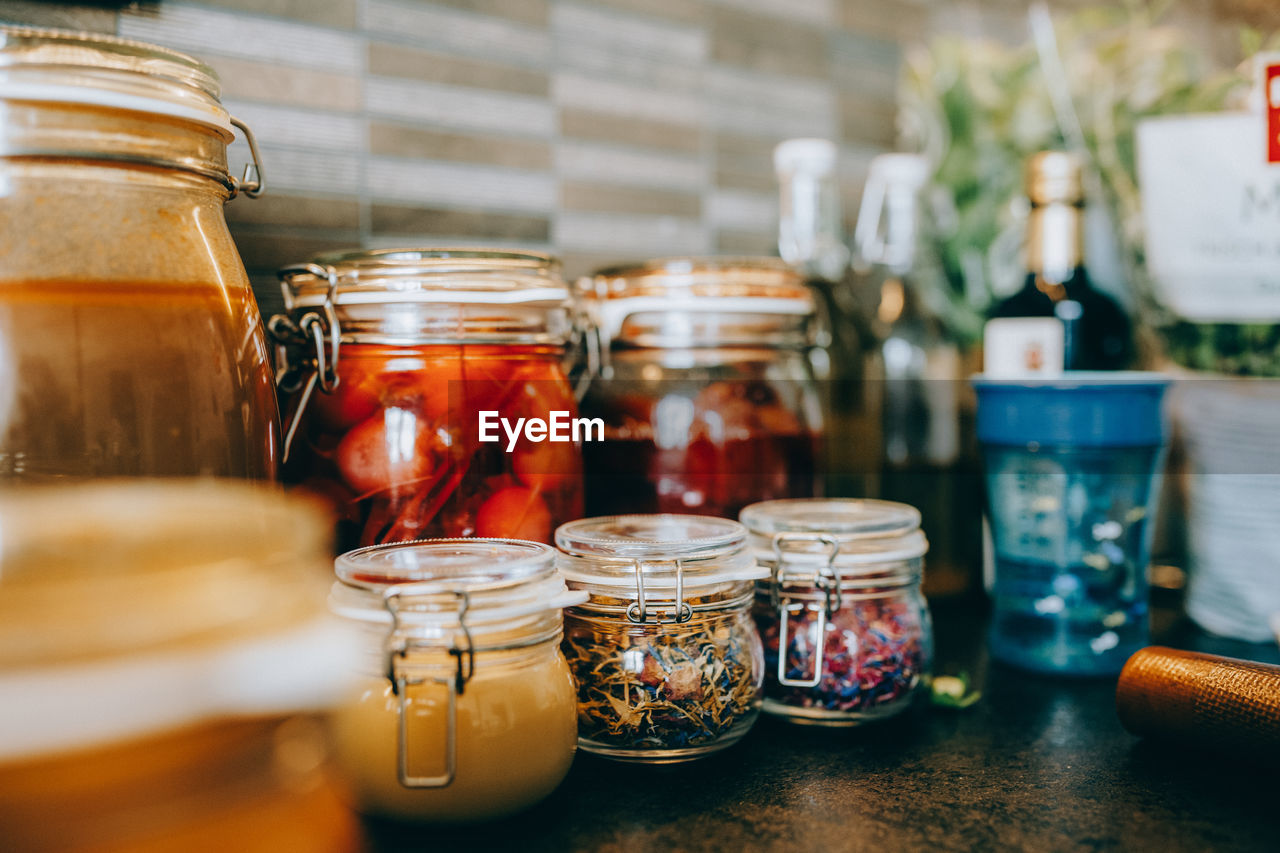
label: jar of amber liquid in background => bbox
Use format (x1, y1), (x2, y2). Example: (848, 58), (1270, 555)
(0, 28), (276, 480)
(578, 258), (823, 519)
(327, 539), (584, 822)
(275, 250), (583, 551)
(0, 481), (362, 853)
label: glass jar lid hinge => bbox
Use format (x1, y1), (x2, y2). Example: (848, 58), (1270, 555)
(772, 534), (841, 688)
(627, 558), (694, 625)
(229, 116), (265, 199)
(381, 585), (475, 789)
(268, 263), (342, 462)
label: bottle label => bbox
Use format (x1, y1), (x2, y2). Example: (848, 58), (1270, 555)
(1137, 112), (1280, 322)
(1267, 58), (1280, 164)
(982, 318), (1064, 378)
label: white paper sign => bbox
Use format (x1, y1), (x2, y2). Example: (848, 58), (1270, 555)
(1137, 112), (1280, 322)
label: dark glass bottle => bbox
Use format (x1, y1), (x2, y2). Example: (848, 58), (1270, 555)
(987, 152), (1132, 373)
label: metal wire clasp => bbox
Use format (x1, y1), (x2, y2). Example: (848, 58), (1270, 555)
(229, 116), (266, 199)
(381, 586), (475, 789)
(772, 534), (841, 688)
(267, 263), (341, 462)
(625, 558), (693, 624)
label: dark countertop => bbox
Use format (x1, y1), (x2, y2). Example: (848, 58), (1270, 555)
(366, 595), (1280, 852)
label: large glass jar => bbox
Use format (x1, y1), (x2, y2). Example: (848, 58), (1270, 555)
(0, 481), (360, 853)
(555, 514), (767, 763)
(275, 249), (583, 551)
(742, 498), (933, 726)
(327, 539), (584, 822)
(578, 258), (823, 519)
(0, 27), (277, 480)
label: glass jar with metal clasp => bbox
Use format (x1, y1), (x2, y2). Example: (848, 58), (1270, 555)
(742, 499), (933, 726)
(326, 538), (585, 822)
(0, 26), (276, 480)
(270, 249), (585, 552)
(554, 514), (767, 763)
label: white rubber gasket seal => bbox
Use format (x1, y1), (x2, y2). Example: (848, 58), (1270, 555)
(0, 80), (232, 133)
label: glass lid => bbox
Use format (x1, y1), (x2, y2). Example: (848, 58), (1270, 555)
(0, 26), (230, 131)
(741, 498), (921, 538)
(554, 514), (764, 588)
(330, 538), (583, 629)
(281, 248), (568, 307)
(336, 538), (555, 591)
(740, 499), (928, 568)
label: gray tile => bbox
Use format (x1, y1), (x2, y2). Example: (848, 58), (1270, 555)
(704, 64), (838, 139)
(838, 0), (930, 41)
(227, 143), (361, 195)
(197, 0), (357, 29)
(552, 2), (707, 64)
(559, 108), (702, 155)
(555, 210), (709, 255)
(561, 181), (702, 218)
(213, 57), (362, 111)
(366, 76), (556, 137)
(370, 122), (552, 170)
(233, 229), (361, 272)
(371, 204), (550, 242)
(223, 100), (363, 151)
(586, 0), (707, 26)
(119, 4), (363, 73)
(362, 0), (551, 68)
(711, 5), (828, 80)
(225, 193), (362, 231)
(552, 72), (703, 124)
(706, 187), (776, 232)
(839, 90), (897, 147)
(0, 1), (115, 33)
(714, 228), (777, 255)
(368, 41), (549, 97)
(367, 157), (556, 213)
(708, 0), (834, 27)
(556, 140), (707, 192)
(429, 0), (550, 28)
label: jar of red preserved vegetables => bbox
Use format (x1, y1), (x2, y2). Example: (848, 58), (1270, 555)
(273, 249), (583, 551)
(578, 258), (823, 519)
(741, 498), (933, 726)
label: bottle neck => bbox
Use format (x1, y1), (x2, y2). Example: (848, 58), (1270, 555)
(1026, 201), (1084, 289)
(777, 169), (849, 283)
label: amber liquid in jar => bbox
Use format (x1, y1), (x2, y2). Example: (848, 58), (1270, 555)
(0, 280), (276, 479)
(285, 343), (582, 551)
(330, 646), (578, 822)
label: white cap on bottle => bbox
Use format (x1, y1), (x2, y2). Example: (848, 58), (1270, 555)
(773, 138), (837, 175)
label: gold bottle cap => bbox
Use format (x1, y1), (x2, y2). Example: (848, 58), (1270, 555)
(1026, 151), (1084, 205)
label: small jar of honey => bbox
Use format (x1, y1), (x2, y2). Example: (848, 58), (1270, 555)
(327, 538), (584, 822)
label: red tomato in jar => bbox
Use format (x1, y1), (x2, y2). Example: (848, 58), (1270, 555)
(336, 407), (439, 496)
(512, 438), (579, 494)
(310, 364), (380, 431)
(474, 486), (551, 542)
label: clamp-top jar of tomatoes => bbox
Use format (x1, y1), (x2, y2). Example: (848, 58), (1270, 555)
(578, 258), (824, 519)
(273, 249), (583, 550)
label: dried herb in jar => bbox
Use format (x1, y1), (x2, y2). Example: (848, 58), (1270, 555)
(756, 595), (926, 714)
(562, 612), (762, 751)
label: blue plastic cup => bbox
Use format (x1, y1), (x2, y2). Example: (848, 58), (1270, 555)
(972, 372), (1171, 676)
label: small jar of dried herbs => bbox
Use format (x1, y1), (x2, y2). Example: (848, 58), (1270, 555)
(555, 514), (767, 763)
(741, 499), (933, 726)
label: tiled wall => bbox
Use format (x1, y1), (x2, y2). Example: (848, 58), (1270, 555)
(1, 0), (1275, 316)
